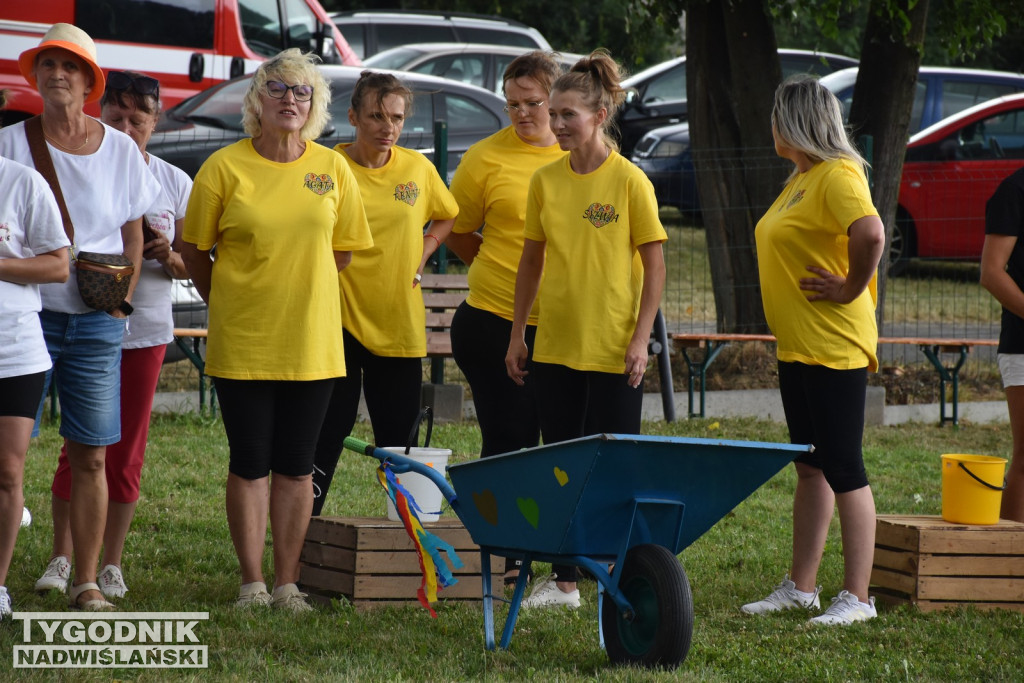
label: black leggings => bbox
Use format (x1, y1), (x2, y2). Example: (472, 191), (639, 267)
(450, 302), (540, 457)
(532, 361), (644, 582)
(777, 361), (870, 493)
(312, 330), (423, 515)
(214, 377), (335, 479)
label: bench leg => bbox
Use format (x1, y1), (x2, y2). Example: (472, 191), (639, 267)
(681, 340), (728, 419)
(919, 344), (968, 428)
(652, 309), (675, 422)
(174, 336), (216, 418)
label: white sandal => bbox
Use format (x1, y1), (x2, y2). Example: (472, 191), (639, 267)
(69, 582), (116, 611)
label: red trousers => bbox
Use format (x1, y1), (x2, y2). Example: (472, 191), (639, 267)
(52, 344), (166, 503)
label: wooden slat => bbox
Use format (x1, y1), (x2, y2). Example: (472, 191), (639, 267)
(306, 516), (476, 551)
(302, 542), (489, 574)
(172, 327), (207, 338)
(875, 515), (1024, 555)
(670, 333), (998, 350)
(918, 576), (1024, 601)
(422, 292), (467, 310)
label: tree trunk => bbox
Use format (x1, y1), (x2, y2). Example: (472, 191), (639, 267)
(848, 0), (930, 334)
(686, 0), (790, 333)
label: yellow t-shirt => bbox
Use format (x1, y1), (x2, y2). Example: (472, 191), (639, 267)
(183, 139), (372, 380)
(755, 157), (880, 371)
(449, 126), (565, 323)
(335, 144), (459, 356)
(525, 152), (667, 373)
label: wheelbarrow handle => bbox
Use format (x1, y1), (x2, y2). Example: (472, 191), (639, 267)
(343, 436), (459, 506)
(344, 436), (375, 457)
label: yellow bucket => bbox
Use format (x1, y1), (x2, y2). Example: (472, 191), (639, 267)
(940, 454), (1007, 525)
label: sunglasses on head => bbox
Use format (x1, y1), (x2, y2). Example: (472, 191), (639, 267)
(106, 71), (160, 96)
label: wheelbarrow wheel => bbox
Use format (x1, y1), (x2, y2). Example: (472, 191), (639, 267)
(602, 543), (693, 669)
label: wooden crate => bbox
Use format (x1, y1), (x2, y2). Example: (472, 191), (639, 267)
(299, 516), (500, 609)
(871, 514), (1024, 612)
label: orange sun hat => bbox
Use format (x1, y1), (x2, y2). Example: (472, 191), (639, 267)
(18, 23), (106, 104)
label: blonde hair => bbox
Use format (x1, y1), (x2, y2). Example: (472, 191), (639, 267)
(242, 48), (331, 140)
(552, 49), (627, 151)
(771, 74), (867, 181)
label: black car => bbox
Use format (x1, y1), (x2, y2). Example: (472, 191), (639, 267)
(148, 65), (508, 181)
(616, 49), (859, 156)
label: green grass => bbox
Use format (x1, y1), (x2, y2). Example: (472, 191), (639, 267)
(5, 413), (1023, 681)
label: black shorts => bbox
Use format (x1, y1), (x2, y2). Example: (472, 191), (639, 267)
(777, 361), (870, 493)
(214, 377), (335, 479)
(0, 371), (47, 418)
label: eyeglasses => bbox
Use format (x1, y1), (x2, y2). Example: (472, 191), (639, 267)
(265, 80), (314, 102)
(106, 71), (160, 97)
(503, 100), (546, 115)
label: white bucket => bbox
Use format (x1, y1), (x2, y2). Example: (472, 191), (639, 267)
(382, 447), (450, 523)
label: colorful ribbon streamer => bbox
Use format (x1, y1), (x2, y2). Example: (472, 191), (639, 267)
(377, 464), (463, 617)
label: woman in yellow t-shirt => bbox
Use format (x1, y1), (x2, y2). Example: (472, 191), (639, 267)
(447, 52), (566, 466)
(311, 71), (458, 515)
(505, 50), (667, 609)
(181, 50), (372, 612)
(742, 75), (884, 626)
(448, 51), (565, 587)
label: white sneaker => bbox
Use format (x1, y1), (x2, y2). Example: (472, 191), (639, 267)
(741, 574), (821, 614)
(21, 507), (31, 527)
(97, 564), (128, 598)
(235, 581), (272, 608)
(520, 574), (581, 609)
(0, 586), (10, 619)
(35, 556), (71, 594)
(270, 583), (314, 613)
(808, 590), (877, 625)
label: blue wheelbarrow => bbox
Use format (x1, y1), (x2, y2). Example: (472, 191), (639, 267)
(344, 433), (811, 669)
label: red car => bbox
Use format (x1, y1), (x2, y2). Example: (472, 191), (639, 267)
(896, 92), (1024, 273)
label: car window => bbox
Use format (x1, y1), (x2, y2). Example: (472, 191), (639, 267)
(414, 56), (488, 89)
(78, 0), (215, 49)
(834, 81), (929, 133)
(941, 80), (1022, 120)
(376, 24), (456, 54)
(642, 65), (685, 105)
(493, 54), (516, 94)
(238, 0), (286, 57)
(458, 27), (537, 48)
(444, 93), (501, 132)
(281, 0), (320, 53)
(981, 108), (1024, 159)
(363, 47), (424, 71)
(338, 25), (366, 60)
(183, 78), (249, 130)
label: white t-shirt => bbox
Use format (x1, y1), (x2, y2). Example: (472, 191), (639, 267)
(0, 119), (161, 313)
(0, 157), (69, 379)
(124, 153), (193, 349)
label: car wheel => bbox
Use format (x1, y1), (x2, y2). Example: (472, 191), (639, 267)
(888, 212), (915, 277)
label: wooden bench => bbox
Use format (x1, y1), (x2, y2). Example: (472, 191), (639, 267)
(421, 273), (469, 384)
(671, 332), (999, 426)
(173, 272), (679, 422)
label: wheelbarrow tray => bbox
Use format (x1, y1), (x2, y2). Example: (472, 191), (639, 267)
(446, 433), (808, 560)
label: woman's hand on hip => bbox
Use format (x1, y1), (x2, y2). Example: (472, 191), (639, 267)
(800, 265), (854, 303)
